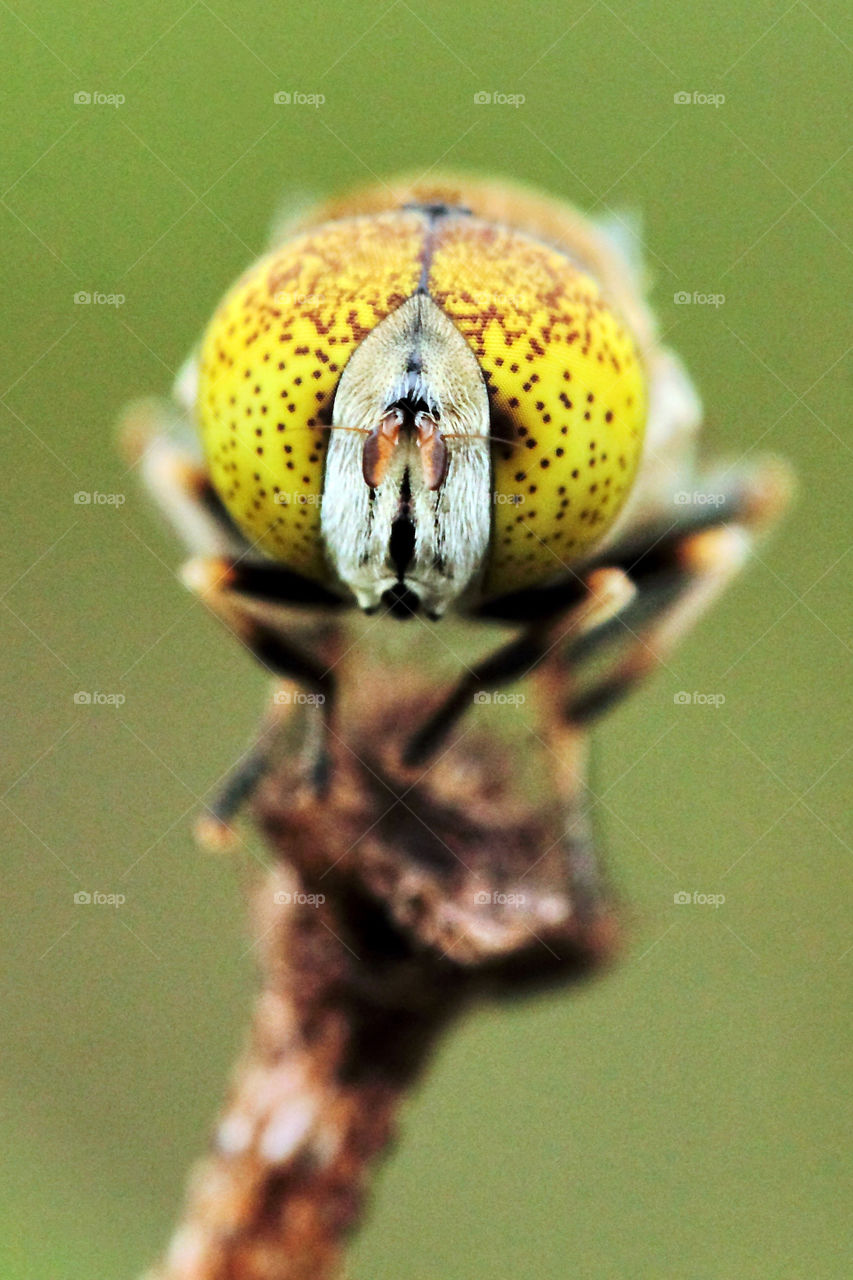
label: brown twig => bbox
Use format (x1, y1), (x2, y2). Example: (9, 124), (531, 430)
(148, 675), (617, 1280)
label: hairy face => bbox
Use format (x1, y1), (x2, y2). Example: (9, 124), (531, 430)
(322, 293), (491, 617)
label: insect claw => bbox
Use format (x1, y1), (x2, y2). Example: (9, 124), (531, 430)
(181, 555), (239, 603)
(194, 813), (240, 854)
(680, 525), (750, 575)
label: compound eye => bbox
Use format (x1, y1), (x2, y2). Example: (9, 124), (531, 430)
(427, 220), (648, 598)
(196, 213), (423, 583)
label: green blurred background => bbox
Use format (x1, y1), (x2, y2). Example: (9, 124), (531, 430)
(2, 2), (850, 1276)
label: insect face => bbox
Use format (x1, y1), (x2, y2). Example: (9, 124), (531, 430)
(197, 193), (648, 617)
(322, 292), (491, 617)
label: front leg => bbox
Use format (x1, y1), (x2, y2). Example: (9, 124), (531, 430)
(123, 405), (352, 840)
(559, 459), (791, 725)
(194, 679), (321, 851)
(120, 399), (247, 557)
(563, 524), (749, 725)
(475, 458), (791, 625)
(122, 408), (345, 610)
(182, 558), (343, 846)
(404, 458), (790, 767)
(403, 567), (636, 768)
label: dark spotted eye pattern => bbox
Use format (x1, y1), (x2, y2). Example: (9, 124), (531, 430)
(198, 214), (423, 582)
(425, 217), (646, 596)
(197, 178), (647, 599)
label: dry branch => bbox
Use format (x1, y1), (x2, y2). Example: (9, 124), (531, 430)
(149, 674), (617, 1280)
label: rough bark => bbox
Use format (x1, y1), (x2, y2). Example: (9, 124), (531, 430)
(149, 678), (617, 1280)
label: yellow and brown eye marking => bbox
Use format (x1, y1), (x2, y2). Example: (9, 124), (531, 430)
(197, 182), (647, 601)
(197, 212), (423, 580)
(426, 217), (646, 596)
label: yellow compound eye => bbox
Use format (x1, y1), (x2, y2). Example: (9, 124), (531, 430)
(197, 182), (649, 610)
(197, 212), (423, 582)
(427, 219), (647, 598)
